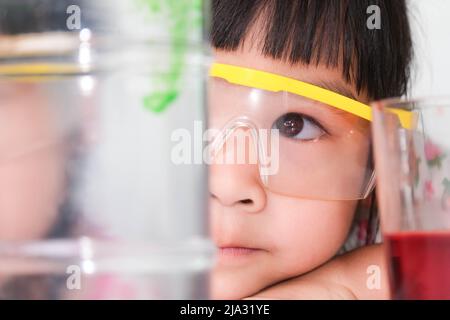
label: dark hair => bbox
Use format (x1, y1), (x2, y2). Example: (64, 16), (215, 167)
(211, 0), (413, 100)
(211, 0), (414, 249)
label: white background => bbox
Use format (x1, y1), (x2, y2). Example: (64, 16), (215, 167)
(409, 0), (450, 97)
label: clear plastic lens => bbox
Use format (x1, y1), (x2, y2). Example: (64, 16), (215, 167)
(209, 77), (375, 200)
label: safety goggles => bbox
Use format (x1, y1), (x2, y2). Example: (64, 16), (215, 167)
(208, 63), (414, 201)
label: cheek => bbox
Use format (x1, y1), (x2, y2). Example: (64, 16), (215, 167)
(267, 197), (357, 272)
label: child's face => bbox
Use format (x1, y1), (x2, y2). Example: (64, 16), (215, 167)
(209, 46), (371, 299)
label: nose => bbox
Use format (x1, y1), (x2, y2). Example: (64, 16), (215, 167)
(209, 128), (267, 213)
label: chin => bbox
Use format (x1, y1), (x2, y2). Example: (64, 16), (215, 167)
(210, 266), (266, 300)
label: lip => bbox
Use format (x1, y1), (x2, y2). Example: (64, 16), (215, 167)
(216, 246), (264, 263)
(219, 246), (260, 254)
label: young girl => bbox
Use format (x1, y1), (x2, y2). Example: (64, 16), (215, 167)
(208, 0), (412, 299)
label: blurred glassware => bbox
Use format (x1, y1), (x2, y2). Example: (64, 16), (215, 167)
(372, 97), (450, 299)
(0, 0), (213, 299)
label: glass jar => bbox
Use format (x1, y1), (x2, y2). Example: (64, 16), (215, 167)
(0, 0), (213, 299)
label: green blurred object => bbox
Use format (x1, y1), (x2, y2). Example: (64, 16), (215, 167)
(137, 0), (203, 114)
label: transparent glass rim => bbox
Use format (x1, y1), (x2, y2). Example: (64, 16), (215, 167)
(373, 96), (450, 110)
(0, 31), (212, 77)
(0, 238), (215, 274)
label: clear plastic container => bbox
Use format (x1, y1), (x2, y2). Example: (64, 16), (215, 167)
(0, 0), (213, 299)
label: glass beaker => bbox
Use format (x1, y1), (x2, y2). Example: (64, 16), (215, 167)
(0, 0), (213, 299)
(372, 97), (450, 299)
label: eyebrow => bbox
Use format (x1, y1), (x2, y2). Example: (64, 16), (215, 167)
(309, 79), (362, 116)
(316, 79), (358, 101)
(288, 77), (369, 129)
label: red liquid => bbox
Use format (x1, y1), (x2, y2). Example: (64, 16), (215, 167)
(385, 232), (450, 299)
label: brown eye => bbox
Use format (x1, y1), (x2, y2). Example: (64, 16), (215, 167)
(275, 113), (304, 137)
(273, 113), (325, 141)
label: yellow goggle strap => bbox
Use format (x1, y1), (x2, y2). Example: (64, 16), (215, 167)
(210, 63), (415, 129)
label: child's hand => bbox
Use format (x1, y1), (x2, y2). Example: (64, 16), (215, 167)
(244, 244), (390, 300)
